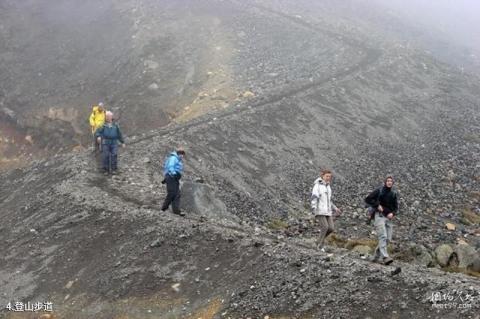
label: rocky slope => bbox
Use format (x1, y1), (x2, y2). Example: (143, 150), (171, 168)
(2, 0), (478, 169)
(1, 0), (480, 318)
(0, 0), (247, 166)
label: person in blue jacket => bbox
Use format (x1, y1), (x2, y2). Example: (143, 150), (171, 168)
(161, 148), (185, 216)
(95, 111), (125, 175)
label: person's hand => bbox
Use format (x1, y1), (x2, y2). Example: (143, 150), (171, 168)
(332, 208), (341, 217)
(378, 205), (384, 212)
(96, 137), (101, 143)
(121, 143), (126, 148)
(387, 213), (394, 220)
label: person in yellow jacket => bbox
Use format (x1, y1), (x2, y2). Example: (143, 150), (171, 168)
(89, 102), (106, 152)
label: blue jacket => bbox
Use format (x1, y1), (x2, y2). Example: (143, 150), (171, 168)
(95, 123), (124, 145)
(163, 152), (183, 177)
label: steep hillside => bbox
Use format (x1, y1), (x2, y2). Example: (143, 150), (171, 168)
(0, 0), (243, 166)
(2, 0), (478, 169)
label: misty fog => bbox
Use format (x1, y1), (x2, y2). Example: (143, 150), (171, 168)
(377, 0), (480, 62)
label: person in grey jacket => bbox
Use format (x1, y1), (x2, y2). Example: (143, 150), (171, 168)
(311, 169), (341, 249)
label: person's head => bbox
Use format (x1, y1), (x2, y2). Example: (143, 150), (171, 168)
(176, 147), (186, 159)
(105, 111), (113, 122)
(320, 169), (332, 183)
(98, 102), (104, 111)
(384, 175), (394, 188)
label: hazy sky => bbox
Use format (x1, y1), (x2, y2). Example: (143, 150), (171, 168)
(379, 0), (480, 52)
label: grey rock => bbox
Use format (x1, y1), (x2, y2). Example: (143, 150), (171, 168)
(411, 244), (434, 267)
(468, 258), (480, 273)
(435, 244), (454, 267)
(150, 239), (162, 248)
(352, 245), (372, 256)
(454, 244), (479, 269)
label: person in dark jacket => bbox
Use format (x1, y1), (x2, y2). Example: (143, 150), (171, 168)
(365, 175), (398, 265)
(95, 111), (125, 175)
(161, 148), (185, 216)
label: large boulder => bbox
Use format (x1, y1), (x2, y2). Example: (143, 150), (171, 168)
(411, 244), (434, 267)
(435, 244), (454, 267)
(468, 258), (480, 273)
(454, 244), (479, 269)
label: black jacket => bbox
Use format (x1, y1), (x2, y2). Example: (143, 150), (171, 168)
(365, 186), (399, 216)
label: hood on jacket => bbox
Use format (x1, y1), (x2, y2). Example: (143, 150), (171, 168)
(169, 152), (182, 160)
(314, 177), (327, 185)
(93, 105), (106, 113)
(94, 106), (105, 114)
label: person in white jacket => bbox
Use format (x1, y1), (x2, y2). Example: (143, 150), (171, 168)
(311, 170), (341, 249)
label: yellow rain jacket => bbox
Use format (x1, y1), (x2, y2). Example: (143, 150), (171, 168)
(89, 106), (106, 134)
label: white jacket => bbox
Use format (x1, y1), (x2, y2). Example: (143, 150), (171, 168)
(311, 178), (337, 216)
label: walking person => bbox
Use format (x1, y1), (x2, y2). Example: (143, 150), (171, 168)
(95, 111), (125, 175)
(311, 169), (341, 250)
(365, 175), (399, 265)
(161, 148), (186, 216)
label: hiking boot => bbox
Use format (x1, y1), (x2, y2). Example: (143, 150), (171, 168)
(111, 170), (118, 175)
(173, 210), (186, 217)
(103, 170), (109, 176)
(383, 257), (393, 265)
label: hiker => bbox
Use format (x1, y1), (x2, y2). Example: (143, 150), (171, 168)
(89, 102), (106, 152)
(95, 111), (125, 175)
(161, 148), (186, 216)
(311, 169), (341, 250)
(365, 175), (399, 265)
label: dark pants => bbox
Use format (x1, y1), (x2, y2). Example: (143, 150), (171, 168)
(161, 174), (181, 213)
(102, 143), (118, 172)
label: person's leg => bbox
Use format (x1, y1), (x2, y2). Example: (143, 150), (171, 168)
(374, 213), (389, 259)
(381, 219), (394, 264)
(94, 136), (101, 169)
(111, 143), (118, 171)
(372, 215), (382, 261)
(171, 177), (182, 214)
(161, 175), (176, 211)
(102, 144), (110, 172)
(316, 215), (329, 248)
(385, 219), (393, 249)
(326, 215), (335, 237)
